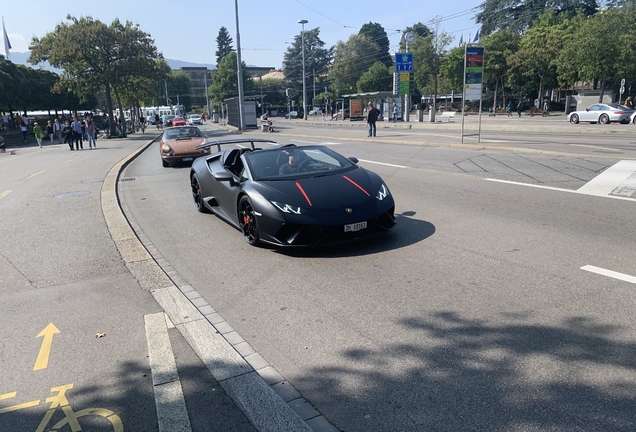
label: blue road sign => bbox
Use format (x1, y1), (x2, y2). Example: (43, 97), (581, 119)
(395, 53), (413, 72)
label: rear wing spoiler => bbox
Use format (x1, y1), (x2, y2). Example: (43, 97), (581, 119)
(196, 138), (277, 152)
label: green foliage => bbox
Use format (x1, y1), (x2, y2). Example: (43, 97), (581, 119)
(438, 47), (465, 92)
(476, 0), (598, 36)
(329, 34), (379, 96)
(215, 26), (234, 65)
(282, 27), (332, 96)
(357, 62), (392, 93)
(208, 51), (254, 106)
(359, 23), (393, 68)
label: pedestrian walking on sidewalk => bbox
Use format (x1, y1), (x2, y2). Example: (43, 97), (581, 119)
(46, 120), (54, 145)
(86, 117), (96, 149)
(63, 120), (74, 150)
(506, 101), (513, 117)
(53, 119), (62, 143)
(71, 116), (83, 150)
(33, 122), (44, 148)
(20, 123), (28, 142)
(517, 101), (523, 117)
(392, 103), (398, 123)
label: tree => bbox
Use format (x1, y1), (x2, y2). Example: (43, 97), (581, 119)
(557, 8), (622, 102)
(29, 15), (165, 137)
(482, 30), (521, 109)
(328, 34), (379, 96)
(357, 62), (392, 92)
(282, 28), (332, 101)
(208, 51), (253, 107)
(359, 23), (393, 68)
(215, 26), (234, 65)
(476, 0), (597, 36)
(438, 46), (466, 95)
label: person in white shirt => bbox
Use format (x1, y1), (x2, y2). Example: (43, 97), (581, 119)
(53, 119), (63, 143)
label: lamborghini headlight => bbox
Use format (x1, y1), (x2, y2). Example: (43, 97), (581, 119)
(271, 201), (305, 215)
(376, 184), (390, 201)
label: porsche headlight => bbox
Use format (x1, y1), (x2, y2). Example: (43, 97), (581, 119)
(376, 184), (390, 201)
(161, 143), (172, 153)
(271, 201), (305, 215)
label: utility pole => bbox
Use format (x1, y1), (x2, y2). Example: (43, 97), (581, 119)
(259, 76), (264, 116)
(164, 80), (168, 106)
(204, 72), (210, 118)
(234, 0), (245, 131)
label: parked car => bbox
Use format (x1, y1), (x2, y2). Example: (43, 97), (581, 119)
(309, 108), (322, 115)
(568, 103), (633, 124)
(188, 114), (203, 125)
(159, 126), (209, 167)
(285, 111), (298, 119)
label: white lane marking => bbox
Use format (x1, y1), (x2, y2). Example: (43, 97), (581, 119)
(577, 160), (636, 196)
(145, 313), (193, 432)
(570, 144), (622, 152)
(358, 159), (407, 168)
(581, 265), (636, 285)
(485, 179), (576, 193)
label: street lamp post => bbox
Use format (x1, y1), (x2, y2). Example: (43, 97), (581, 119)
(235, 0), (245, 131)
(298, 19), (308, 121)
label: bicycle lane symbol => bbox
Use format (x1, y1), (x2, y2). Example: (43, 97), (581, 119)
(0, 384), (123, 432)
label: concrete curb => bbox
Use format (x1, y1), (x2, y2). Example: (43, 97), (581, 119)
(101, 136), (336, 432)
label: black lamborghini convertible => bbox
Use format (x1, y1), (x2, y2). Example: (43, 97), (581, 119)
(190, 139), (396, 247)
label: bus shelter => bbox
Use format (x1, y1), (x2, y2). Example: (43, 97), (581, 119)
(340, 91), (400, 121)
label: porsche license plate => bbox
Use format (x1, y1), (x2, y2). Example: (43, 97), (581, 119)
(182, 157), (193, 161)
(344, 221), (367, 232)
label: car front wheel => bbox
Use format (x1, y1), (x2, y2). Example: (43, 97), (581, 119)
(238, 195), (260, 245)
(570, 114), (579, 124)
(599, 114), (610, 124)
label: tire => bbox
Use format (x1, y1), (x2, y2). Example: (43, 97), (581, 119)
(632, 116), (636, 124)
(162, 159), (169, 167)
(569, 114), (579, 124)
(599, 114), (610, 124)
(238, 195), (260, 245)
(191, 174), (210, 213)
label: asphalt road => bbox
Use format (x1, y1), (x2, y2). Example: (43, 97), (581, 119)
(119, 123), (636, 431)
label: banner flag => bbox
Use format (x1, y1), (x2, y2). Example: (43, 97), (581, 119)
(2, 17), (11, 60)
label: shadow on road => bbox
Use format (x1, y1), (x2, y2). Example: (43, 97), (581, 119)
(296, 311), (636, 431)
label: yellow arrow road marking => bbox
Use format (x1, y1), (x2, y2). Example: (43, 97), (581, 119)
(26, 170), (45, 179)
(34, 323), (61, 371)
(0, 190), (11, 200)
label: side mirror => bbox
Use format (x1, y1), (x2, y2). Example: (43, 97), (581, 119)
(586, 108), (590, 112)
(214, 172), (234, 182)
(348, 157), (359, 164)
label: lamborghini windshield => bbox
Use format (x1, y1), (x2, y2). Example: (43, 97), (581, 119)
(245, 146), (356, 181)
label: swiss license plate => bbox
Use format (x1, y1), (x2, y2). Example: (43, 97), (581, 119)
(344, 221), (367, 232)
(182, 157), (193, 161)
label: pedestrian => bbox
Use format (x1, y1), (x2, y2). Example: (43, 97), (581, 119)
(1, 113), (8, 130)
(62, 120), (74, 150)
(71, 116), (84, 150)
(624, 96), (633, 109)
(543, 99), (548, 112)
(366, 102), (380, 137)
(517, 101), (523, 117)
(46, 120), (54, 145)
(21, 112), (29, 128)
(86, 117), (96, 149)
(15, 112), (22, 128)
(201, 113), (206, 123)
(33, 122), (44, 148)
(506, 101), (513, 117)
(53, 118), (63, 143)
(80, 118), (87, 140)
(392, 103), (398, 123)
(20, 122), (28, 142)
(154, 114), (161, 129)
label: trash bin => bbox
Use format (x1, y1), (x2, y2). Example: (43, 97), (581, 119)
(429, 108), (435, 122)
(212, 113), (219, 123)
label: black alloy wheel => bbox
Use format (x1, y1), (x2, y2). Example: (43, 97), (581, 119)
(599, 114), (610, 124)
(569, 114), (579, 124)
(238, 195), (260, 245)
(191, 174), (210, 213)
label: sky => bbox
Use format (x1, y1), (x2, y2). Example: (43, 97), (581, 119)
(2, 0), (482, 69)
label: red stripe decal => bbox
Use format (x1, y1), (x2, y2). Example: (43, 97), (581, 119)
(295, 182), (312, 206)
(343, 175), (370, 196)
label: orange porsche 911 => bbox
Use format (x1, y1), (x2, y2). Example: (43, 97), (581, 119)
(159, 126), (209, 167)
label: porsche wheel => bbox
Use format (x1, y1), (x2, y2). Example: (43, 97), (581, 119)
(191, 174), (210, 213)
(599, 114), (610, 124)
(239, 195), (260, 245)
(569, 114), (579, 124)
